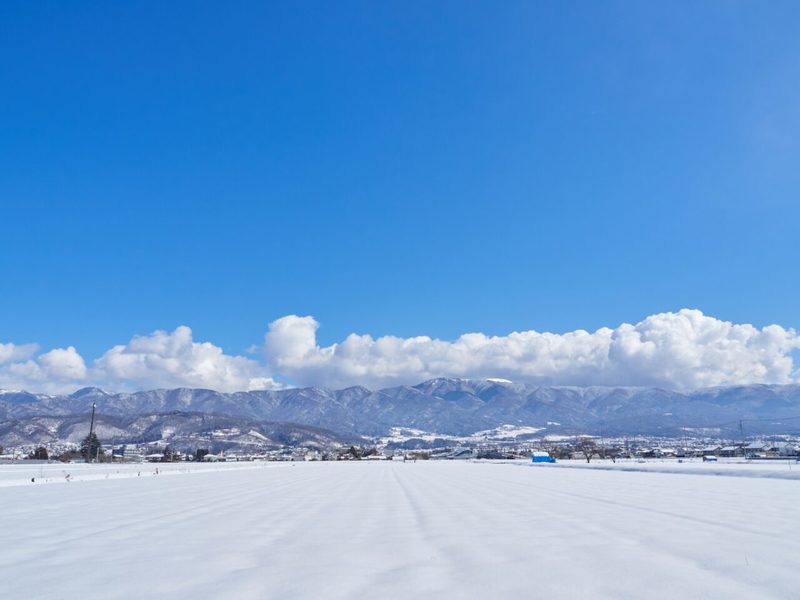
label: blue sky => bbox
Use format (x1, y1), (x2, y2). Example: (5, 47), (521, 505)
(1, 2), (799, 392)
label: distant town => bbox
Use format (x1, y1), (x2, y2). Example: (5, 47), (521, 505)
(3, 427), (799, 465)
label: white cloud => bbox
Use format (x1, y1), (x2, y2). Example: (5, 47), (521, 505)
(263, 310), (800, 390)
(1, 310), (798, 394)
(0, 342), (38, 364)
(0, 327), (281, 394)
(0, 345), (86, 394)
(93, 326), (281, 392)
(38, 347), (88, 381)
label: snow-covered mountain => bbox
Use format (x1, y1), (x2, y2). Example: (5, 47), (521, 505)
(3, 378), (800, 437)
(0, 411), (354, 450)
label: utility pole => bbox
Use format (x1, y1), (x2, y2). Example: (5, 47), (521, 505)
(739, 419), (746, 459)
(599, 420), (606, 460)
(88, 402), (96, 463)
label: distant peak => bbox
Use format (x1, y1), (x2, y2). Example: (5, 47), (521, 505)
(417, 377), (468, 386)
(70, 387), (110, 398)
(339, 385), (372, 393)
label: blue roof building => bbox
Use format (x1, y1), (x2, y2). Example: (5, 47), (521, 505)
(531, 451), (556, 463)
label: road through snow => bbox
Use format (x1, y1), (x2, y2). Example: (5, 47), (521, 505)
(1, 461), (798, 599)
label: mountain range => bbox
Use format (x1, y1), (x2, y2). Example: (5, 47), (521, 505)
(0, 411), (352, 452)
(3, 378), (800, 446)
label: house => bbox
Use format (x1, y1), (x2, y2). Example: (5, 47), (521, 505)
(430, 448), (474, 460)
(718, 446), (741, 458)
(531, 451), (555, 463)
(637, 448), (658, 459)
(640, 447), (677, 458)
(744, 442), (769, 457)
(118, 445), (143, 462)
(770, 442), (798, 457)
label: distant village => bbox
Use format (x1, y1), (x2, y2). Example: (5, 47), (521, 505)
(2, 427), (799, 464)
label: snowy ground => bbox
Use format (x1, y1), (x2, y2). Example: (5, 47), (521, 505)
(531, 456), (800, 480)
(1, 460), (798, 599)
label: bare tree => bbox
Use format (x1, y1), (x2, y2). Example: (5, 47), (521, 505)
(576, 438), (598, 463)
(541, 440), (566, 460)
(605, 445), (623, 463)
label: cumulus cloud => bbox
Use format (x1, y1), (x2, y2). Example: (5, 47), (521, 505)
(1, 310), (798, 394)
(0, 342), (39, 364)
(38, 347), (88, 381)
(93, 326), (281, 392)
(0, 327), (281, 394)
(0, 345), (87, 394)
(264, 310), (800, 390)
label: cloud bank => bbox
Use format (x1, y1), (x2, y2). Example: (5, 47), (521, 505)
(0, 328), (279, 395)
(264, 309), (800, 390)
(1, 309), (798, 394)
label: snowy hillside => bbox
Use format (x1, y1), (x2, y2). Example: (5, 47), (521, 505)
(0, 411), (354, 450)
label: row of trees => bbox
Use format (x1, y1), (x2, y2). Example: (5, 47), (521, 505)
(540, 438), (621, 463)
(9, 434), (104, 462)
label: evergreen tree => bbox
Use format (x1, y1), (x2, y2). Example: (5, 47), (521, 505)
(29, 447), (49, 460)
(81, 432), (102, 462)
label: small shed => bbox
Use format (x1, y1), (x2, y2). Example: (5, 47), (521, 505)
(531, 451), (556, 463)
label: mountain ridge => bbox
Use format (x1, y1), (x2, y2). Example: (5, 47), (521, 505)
(2, 378), (800, 437)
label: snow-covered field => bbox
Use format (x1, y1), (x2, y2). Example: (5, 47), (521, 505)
(539, 456), (800, 480)
(1, 460), (798, 599)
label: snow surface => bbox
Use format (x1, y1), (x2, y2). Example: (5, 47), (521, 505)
(536, 457), (800, 481)
(1, 460), (799, 599)
(380, 423), (543, 445)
